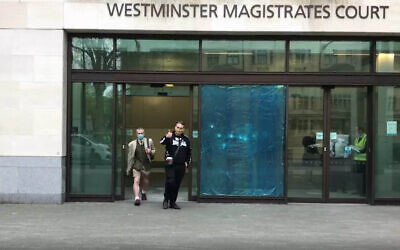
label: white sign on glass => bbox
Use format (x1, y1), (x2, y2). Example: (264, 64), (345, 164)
(387, 121), (397, 136)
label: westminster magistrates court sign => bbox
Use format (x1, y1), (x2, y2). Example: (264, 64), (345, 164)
(63, 0), (400, 33)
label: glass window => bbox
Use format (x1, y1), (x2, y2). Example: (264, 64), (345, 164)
(200, 85), (286, 196)
(202, 40), (285, 72)
(375, 86), (400, 198)
(116, 39), (199, 71)
(287, 87), (323, 198)
(376, 41), (400, 73)
(289, 41), (370, 72)
(72, 38), (114, 70)
(70, 83), (114, 195)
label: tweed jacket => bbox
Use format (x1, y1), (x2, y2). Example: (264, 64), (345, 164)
(126, 137), (156, 175)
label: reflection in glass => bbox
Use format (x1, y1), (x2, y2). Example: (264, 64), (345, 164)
(117, 39), (199, 71)
(375, 87), (400, 198)
(376, 41), (400, 73)
(287, 87), (323, 198)
(200, 85), (285, 196)
(289, 41), (370, 72)
(72, 38), (114, 70)
(70, 83), (114, 195)
(329, 87), (367, 198)
(202, 40), (285, 72)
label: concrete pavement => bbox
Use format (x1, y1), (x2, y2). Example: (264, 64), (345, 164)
(1, 201), (400, 250)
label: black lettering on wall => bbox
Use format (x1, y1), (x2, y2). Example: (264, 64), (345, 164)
(371, 6), (380, 19)
(346, 5), (357, 19)
(107, 3), (124, 17)
(200, 4), (208, 18)
(182, 4), (190, 18)
(133, 3), (140, 17)
(294, 6), (306, 18)
(323, 5), (330, 19)
(239, 5), (250, 18)
(171, 4), (181, 17)
(275, 5), (283, 18)
(285, 5), (293, 18)
(250, 5), (261, 18)
(266, 5), (274, 18)
(151, 4), (165, 17)
(210, 4), (218, 18)
(381, 6), (389, 19)
(189, 4), (199, 18)
(336, 5), (345, 19)
(224, 5), (237, 18)
(142, 3), (150, 16)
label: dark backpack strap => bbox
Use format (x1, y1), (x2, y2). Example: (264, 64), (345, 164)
(173, 138), (182, 158)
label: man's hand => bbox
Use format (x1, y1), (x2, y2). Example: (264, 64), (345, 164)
(185, 162), (189, 168)
(145, 148), (151, 154)
(166, 130), (173, 138)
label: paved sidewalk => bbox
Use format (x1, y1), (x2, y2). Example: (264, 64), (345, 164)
(1, 201), (400, 250)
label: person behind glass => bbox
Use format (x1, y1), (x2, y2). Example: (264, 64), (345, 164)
(351, 126), (367, 195)
(126, 128), (156, 206)
(160, 121), (191, 209)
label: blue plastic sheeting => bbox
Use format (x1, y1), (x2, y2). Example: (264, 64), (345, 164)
(200, 85), (286, 196)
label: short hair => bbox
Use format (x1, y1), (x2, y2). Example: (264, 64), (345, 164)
(136, 127), (145, 133)
(175, 121), (185, 127)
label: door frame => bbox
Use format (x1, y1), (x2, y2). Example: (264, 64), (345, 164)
(116, 83), (196, 201)
(288, 85), (372, 203)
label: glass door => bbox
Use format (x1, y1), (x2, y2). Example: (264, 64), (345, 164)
(120, 84), (192, 201)
(288, 86), (369, 202)
(287, 87), (324, 199)
(328, 87), (368, 199)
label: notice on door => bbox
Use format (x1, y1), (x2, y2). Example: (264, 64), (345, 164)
(387, 121), (397, 136)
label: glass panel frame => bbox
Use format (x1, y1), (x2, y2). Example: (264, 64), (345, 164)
(375, 86), (400, 198)
(70, 82), (114, 195)
(116, 39), (199, 71)
(289, 41), (371, 73)
(202, 40), (286, 72)
(287, 87), (324, 198)
(72, 38), (114, 70)
(376, 41), (400, 73)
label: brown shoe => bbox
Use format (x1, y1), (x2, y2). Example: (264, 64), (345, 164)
(134, 199), (140, 206)
(141, 193), (147, 201)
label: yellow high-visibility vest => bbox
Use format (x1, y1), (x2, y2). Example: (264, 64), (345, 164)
(354, 133), (367, 162)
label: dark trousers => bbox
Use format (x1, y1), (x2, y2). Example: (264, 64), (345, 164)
(164, 163), (185, 203)
(353, 161), (366, 195)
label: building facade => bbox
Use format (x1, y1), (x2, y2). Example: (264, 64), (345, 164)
(1, 0), (400, 204)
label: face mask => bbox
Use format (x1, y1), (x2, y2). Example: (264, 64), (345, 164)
(137, 134), (144, 140)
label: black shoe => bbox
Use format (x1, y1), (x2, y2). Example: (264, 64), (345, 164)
(163, 199), (169, 209)
(141, 193), (147, 201)
(169, 202), (181, 209)
(134, 199), (140, 206)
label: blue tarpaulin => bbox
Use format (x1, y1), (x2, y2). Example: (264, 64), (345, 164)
(200, 85), (285, 196)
